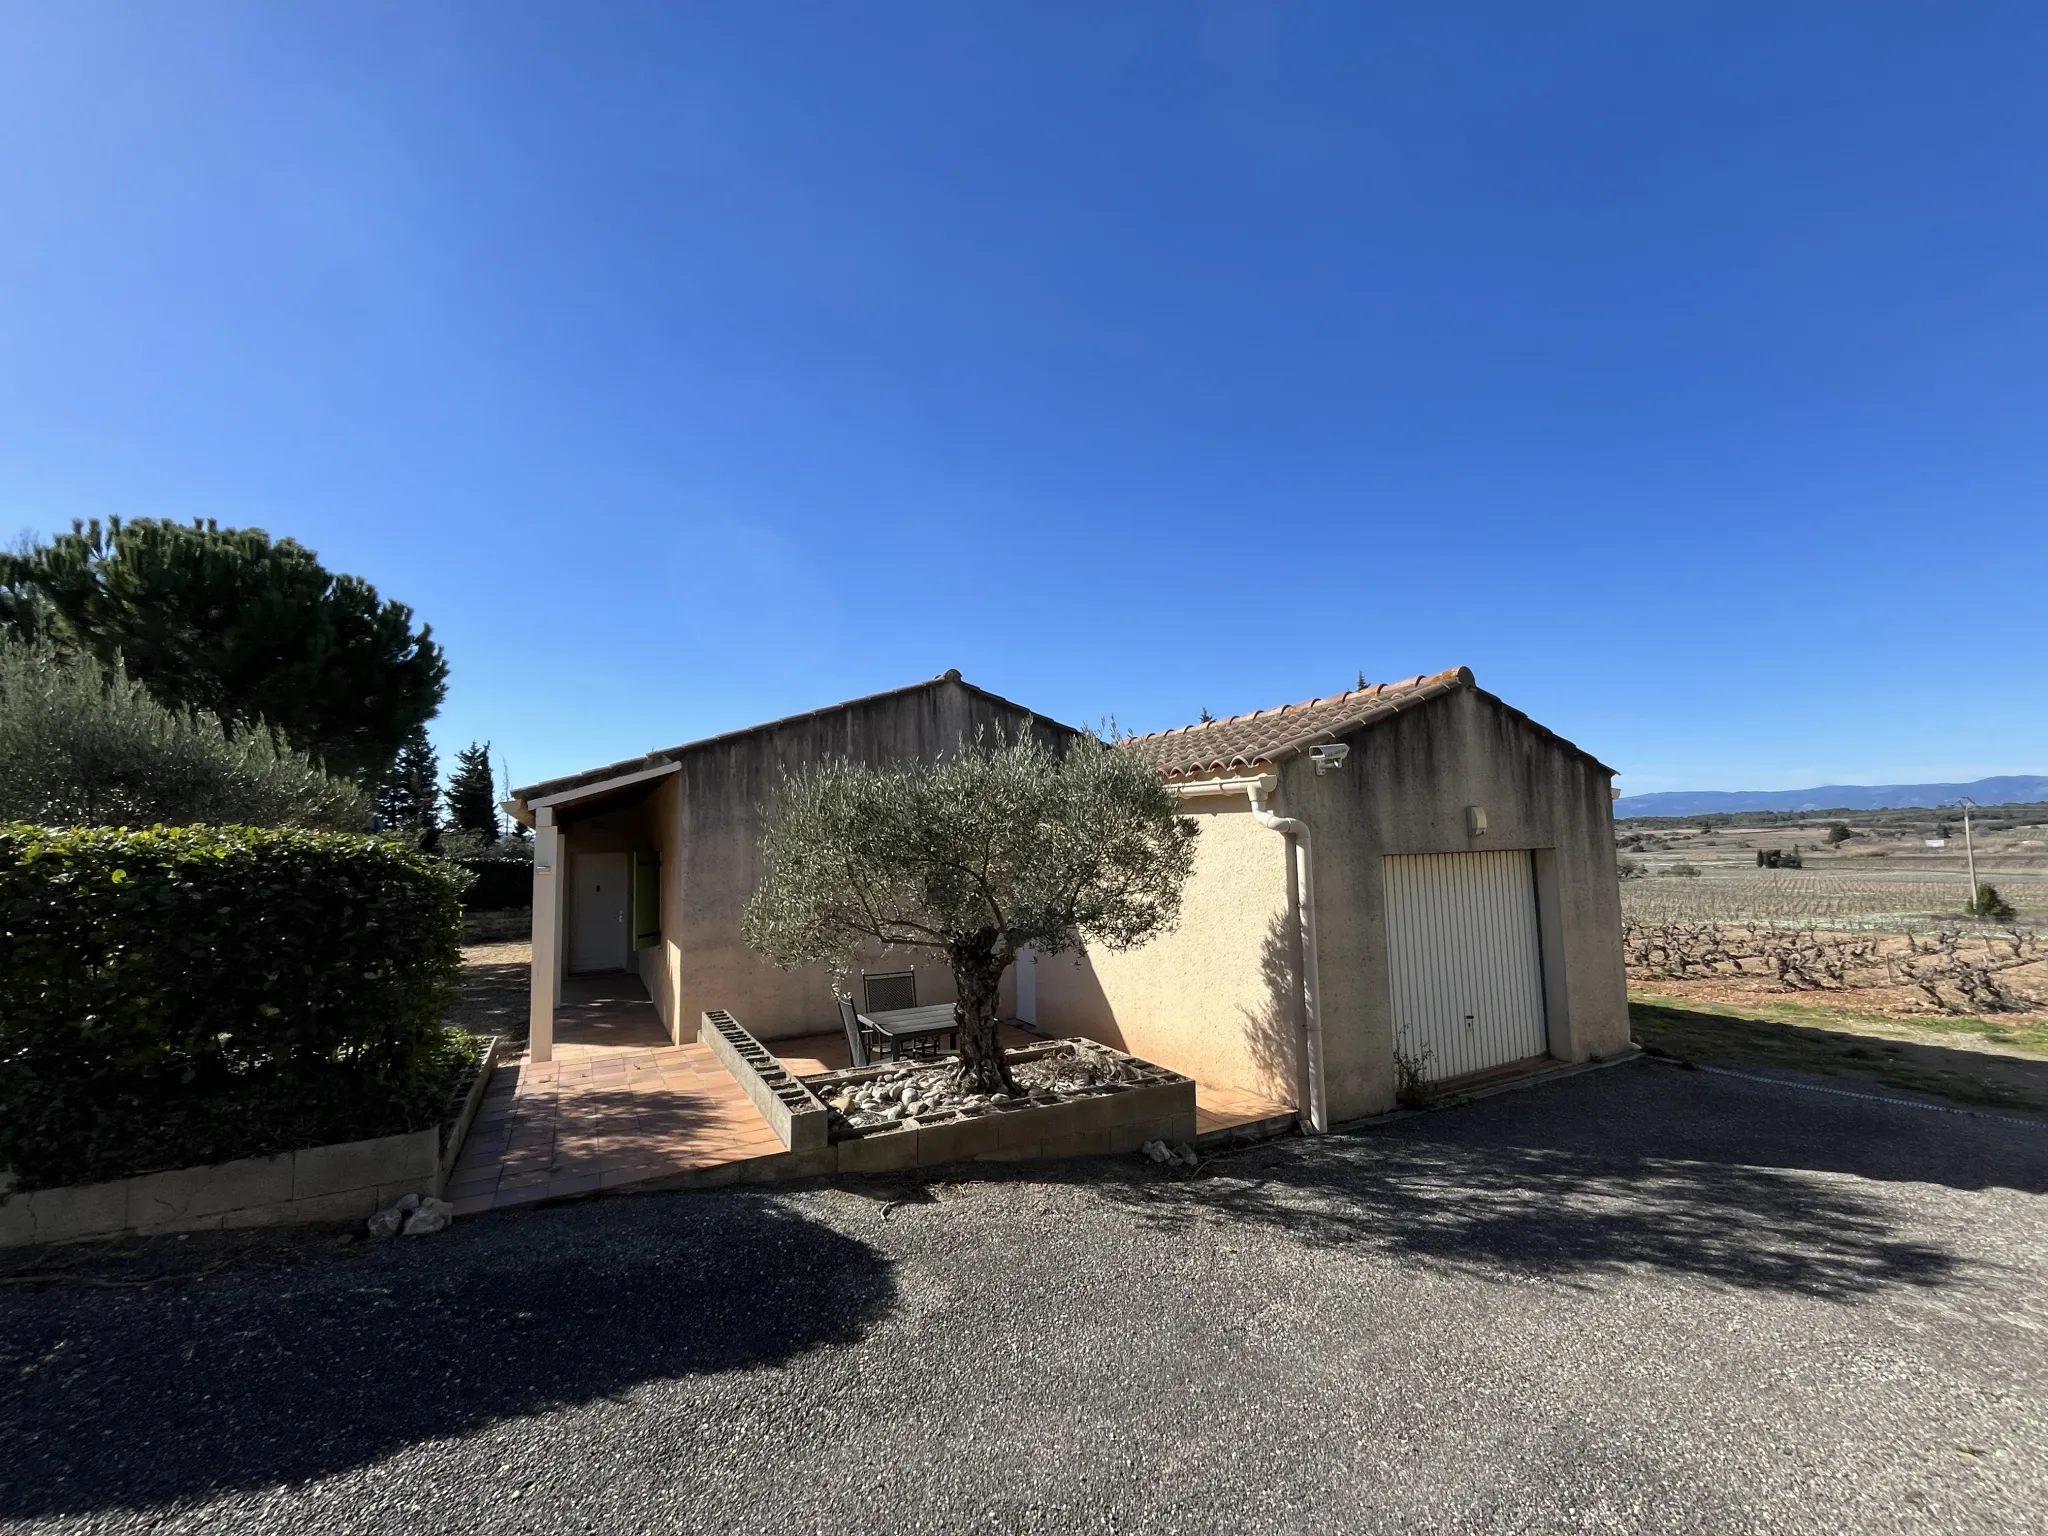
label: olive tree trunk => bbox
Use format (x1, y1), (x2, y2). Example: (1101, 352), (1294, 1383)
(948, 934), (1016, 1095)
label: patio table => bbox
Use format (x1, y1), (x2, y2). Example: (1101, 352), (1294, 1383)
(858, 1003), (959, 1056)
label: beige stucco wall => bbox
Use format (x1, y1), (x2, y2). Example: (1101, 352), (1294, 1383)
(1035, 801), (1298, 1105)
(644, 772), (684, 1035)
(1292, 687), (1630, 1121)
(643, 680), (1054, 1042)
(541, 679), (1625, 1104)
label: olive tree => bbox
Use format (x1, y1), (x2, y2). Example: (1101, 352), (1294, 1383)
(0, 639), (367, 829)
(742, 729), (1198, 1094)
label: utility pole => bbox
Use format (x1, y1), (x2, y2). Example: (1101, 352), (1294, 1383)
(1955, 797), (1979, 913)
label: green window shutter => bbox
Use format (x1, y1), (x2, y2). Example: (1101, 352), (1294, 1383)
(632, 849), (661, 949)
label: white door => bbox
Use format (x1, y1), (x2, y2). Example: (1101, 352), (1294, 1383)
(1384, 850), (1548, 1083)
(569, 851), (630, 973)
(1013, 946), (1037, 1025)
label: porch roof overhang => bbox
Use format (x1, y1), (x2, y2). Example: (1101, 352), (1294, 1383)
(502, 761), (680, 828)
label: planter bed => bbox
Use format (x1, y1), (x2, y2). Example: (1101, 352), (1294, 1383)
(0, 1036), (502, 1249)
(802, 1038), (1196, 1174)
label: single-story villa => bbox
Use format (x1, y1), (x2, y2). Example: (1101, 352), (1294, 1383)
(503, 666), (1629, 1127)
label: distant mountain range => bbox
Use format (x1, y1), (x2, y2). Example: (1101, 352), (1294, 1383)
(1613, 775), (2048, 819)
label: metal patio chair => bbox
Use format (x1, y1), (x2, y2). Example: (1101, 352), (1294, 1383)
(861, 969), (918, 1015)
(838, 997), (879, 1069)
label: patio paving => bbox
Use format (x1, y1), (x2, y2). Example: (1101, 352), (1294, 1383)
(445, 975), (1302, 1214)
(442, 974), (783, 1216)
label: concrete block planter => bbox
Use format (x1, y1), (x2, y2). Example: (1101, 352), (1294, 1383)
(699, 1010), (831, 1151)
(803, 1039), (1196, 1172)
(614, 1035), (1198, 1196)
(0, 1035), (502, 1250)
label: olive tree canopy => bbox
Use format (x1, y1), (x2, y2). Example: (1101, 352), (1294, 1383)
(0, 639), (368, 830)
(742, 728), (1198, 1093)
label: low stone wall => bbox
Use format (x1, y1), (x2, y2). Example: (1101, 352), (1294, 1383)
(0, 1037), (502, 1249)
(699, 1010), (830, 1152)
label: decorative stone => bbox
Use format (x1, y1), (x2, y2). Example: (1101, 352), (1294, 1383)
(366, 1191), (421, 1238)
(401, 1196), (454, 1236)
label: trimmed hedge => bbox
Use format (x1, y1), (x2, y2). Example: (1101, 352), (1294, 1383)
(450, 856), (532, 912)
(0, 825), (467, 1191)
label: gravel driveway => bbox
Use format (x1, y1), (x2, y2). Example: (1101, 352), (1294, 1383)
(3, 1061), (2043, 1535)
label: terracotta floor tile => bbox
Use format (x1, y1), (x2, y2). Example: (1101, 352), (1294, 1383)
(599, 1164), (664, 1188)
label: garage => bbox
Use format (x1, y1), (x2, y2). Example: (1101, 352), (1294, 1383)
(1384, 849), (1550, 1083)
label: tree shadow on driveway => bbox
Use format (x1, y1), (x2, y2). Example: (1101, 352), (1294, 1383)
(0, 1192), (892, 1520)
(1075, 1061), (2041, 1300)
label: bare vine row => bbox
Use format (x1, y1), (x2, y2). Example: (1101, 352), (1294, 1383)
(1622, 919), (2045, 1015)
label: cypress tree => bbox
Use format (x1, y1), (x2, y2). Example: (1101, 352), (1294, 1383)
(377, 725), (440, 832)
(445, 742), (500, 842)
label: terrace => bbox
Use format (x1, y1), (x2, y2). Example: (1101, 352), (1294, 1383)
(444, 973), (1294, 1214)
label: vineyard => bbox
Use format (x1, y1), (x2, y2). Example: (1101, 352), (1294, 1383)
(1620, 871), (2048, 929)
(1620, 872), (2048, 1016)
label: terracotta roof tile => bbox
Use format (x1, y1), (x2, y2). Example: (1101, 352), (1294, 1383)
(1123, 667), (1476, 779)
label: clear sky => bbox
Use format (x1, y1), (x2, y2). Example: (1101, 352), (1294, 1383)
(2, 3), (2043, 796)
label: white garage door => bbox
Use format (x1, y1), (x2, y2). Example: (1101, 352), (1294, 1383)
(1384, 850), (1548, 1083)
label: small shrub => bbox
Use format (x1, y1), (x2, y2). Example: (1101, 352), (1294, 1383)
(1617, 855), (1646, 880)
(0, 824), (466, 1190)
(1393, 1042), (1435, 1109)
(1825, 823), (1854, 845)
(1968, 885), (2018, 921)
(1660, 862), (1702, 878)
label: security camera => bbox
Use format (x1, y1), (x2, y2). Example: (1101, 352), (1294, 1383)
(1309, 742), (1350, 774)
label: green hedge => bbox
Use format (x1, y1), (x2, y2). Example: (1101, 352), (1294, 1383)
(0, 825), (468, 1191)
(450, 856), (532, 912)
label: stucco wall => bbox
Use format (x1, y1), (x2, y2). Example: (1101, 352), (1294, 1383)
(644, 773), (684, 1034)
(651, 680), (1061, 1041)
(1034, 801), (1298, 1105)
(1290, 687), (1629, 1121)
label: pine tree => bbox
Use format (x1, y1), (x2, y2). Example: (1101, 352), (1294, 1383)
(445, 742), (500, 842)
(377, 725), (440, 832)
(0, 517), (447, 786)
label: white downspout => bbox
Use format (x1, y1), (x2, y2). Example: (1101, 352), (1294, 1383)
(1248, 782), (1330, 1135)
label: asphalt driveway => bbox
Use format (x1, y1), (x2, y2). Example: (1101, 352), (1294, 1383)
(3, 1061), (2043, 1535)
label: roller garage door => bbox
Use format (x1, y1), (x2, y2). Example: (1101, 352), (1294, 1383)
(1384, 850), (1548, 1083)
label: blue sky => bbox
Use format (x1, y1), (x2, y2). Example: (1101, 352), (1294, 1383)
(2, 3), (2043, 796)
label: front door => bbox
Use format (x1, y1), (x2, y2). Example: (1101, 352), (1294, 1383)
(569, 851), (630, 973)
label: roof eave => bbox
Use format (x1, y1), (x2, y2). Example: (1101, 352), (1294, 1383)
(508, 671), (1078, 805)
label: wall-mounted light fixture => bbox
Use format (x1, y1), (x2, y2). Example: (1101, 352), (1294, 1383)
(1466, 805), (1488, 837)
(1308, 743), (1351, 775)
